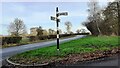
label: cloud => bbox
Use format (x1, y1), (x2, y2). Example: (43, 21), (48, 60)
(28, 12), (50, 20)
(3, 3), (26, 14)
(11, 4), (26, 13)
(1, 2), (109, 35)
(107, 0), (115, 2)
(69, 11), (88, 17)
(23, 12), (53, 25)
(1, 0), (116, 2)
(1, 0), (80, 2)
(0, 3), (2, 25)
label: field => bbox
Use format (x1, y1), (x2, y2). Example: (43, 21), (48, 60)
(9, 36), (119, 65)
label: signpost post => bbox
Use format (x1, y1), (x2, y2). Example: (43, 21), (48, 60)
(56, 7), (59, 52)
(50, 7), (68, 54)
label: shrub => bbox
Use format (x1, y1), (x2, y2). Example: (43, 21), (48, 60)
(38, 36), (48, 40)
(28, 36), (38, 41)
(60, 34), (72, 38)
(74, 33), (90, 35)
(49, 35), (56, 39)
(28, 34), (74, 42)
(2, 36), (22, 45)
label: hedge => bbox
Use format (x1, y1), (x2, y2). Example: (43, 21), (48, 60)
(28, 36), (38, 41)
(74, 33), (90, 35)
(2, 36), (22, 45)
(28, 33), (90, 42)
(28, 34), (74, 42)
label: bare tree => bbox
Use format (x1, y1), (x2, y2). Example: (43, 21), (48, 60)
(8, 18), (27, 36)
(59, 29), (62, 34)
(48, 29), (54, 35)
(81, 29), (86, 33)
(83, 0), (119, 36)
(117, 1), (120, 36)
(65, 21), (72, 34)
(87, 0), (101, 35)
(76, 29), (81, 33)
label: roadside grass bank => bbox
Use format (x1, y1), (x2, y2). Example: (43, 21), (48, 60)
(8, 36), (120, 65)
(2, 35), (75, 48)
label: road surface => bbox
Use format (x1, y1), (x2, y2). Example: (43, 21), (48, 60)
(66, 54), (119, 66)
(0, 35), (85, 66)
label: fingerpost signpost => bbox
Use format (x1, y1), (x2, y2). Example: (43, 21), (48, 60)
(50, 7), (68, 54)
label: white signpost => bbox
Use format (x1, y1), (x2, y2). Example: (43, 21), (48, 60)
(57, 12), (68, 16)
(51, 16), (56, 20)
(51, 16), (60, 22)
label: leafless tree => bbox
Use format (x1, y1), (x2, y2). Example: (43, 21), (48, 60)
(81, 29), (86, 33)
(85, 0), (102, 35)
(48, 29), (55, 35)
(83, 0), (119, 36)
(8, 18), (27, 36)
(65, 21), (72, 34)
(76, 29), (81, 33)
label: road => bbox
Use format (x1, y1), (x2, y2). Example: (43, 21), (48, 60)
(55, 54), (119, 68)
(67, 54), (119, 66)
(0, 35), (85, 66)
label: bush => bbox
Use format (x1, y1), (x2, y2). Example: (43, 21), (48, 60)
(74, 33), (90, 35)
(38, 36), (48, 40)
(28, 34), (74, 42)
(60, 34), (72, 38)
(28, 36), (38, 41)
(48, 35), (56, 39)
(28, 36), (49, 41)
(2, 36), (22, 45)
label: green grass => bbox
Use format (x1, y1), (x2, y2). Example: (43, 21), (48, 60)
(10, 36), (120, 64)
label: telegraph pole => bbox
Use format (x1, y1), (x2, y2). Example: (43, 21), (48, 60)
(51, 7), (68, 54)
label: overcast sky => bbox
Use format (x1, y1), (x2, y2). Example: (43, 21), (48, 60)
(1, 0), (115, 35)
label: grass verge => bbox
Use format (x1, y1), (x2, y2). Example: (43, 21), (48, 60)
(9, 36), (119, 65)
